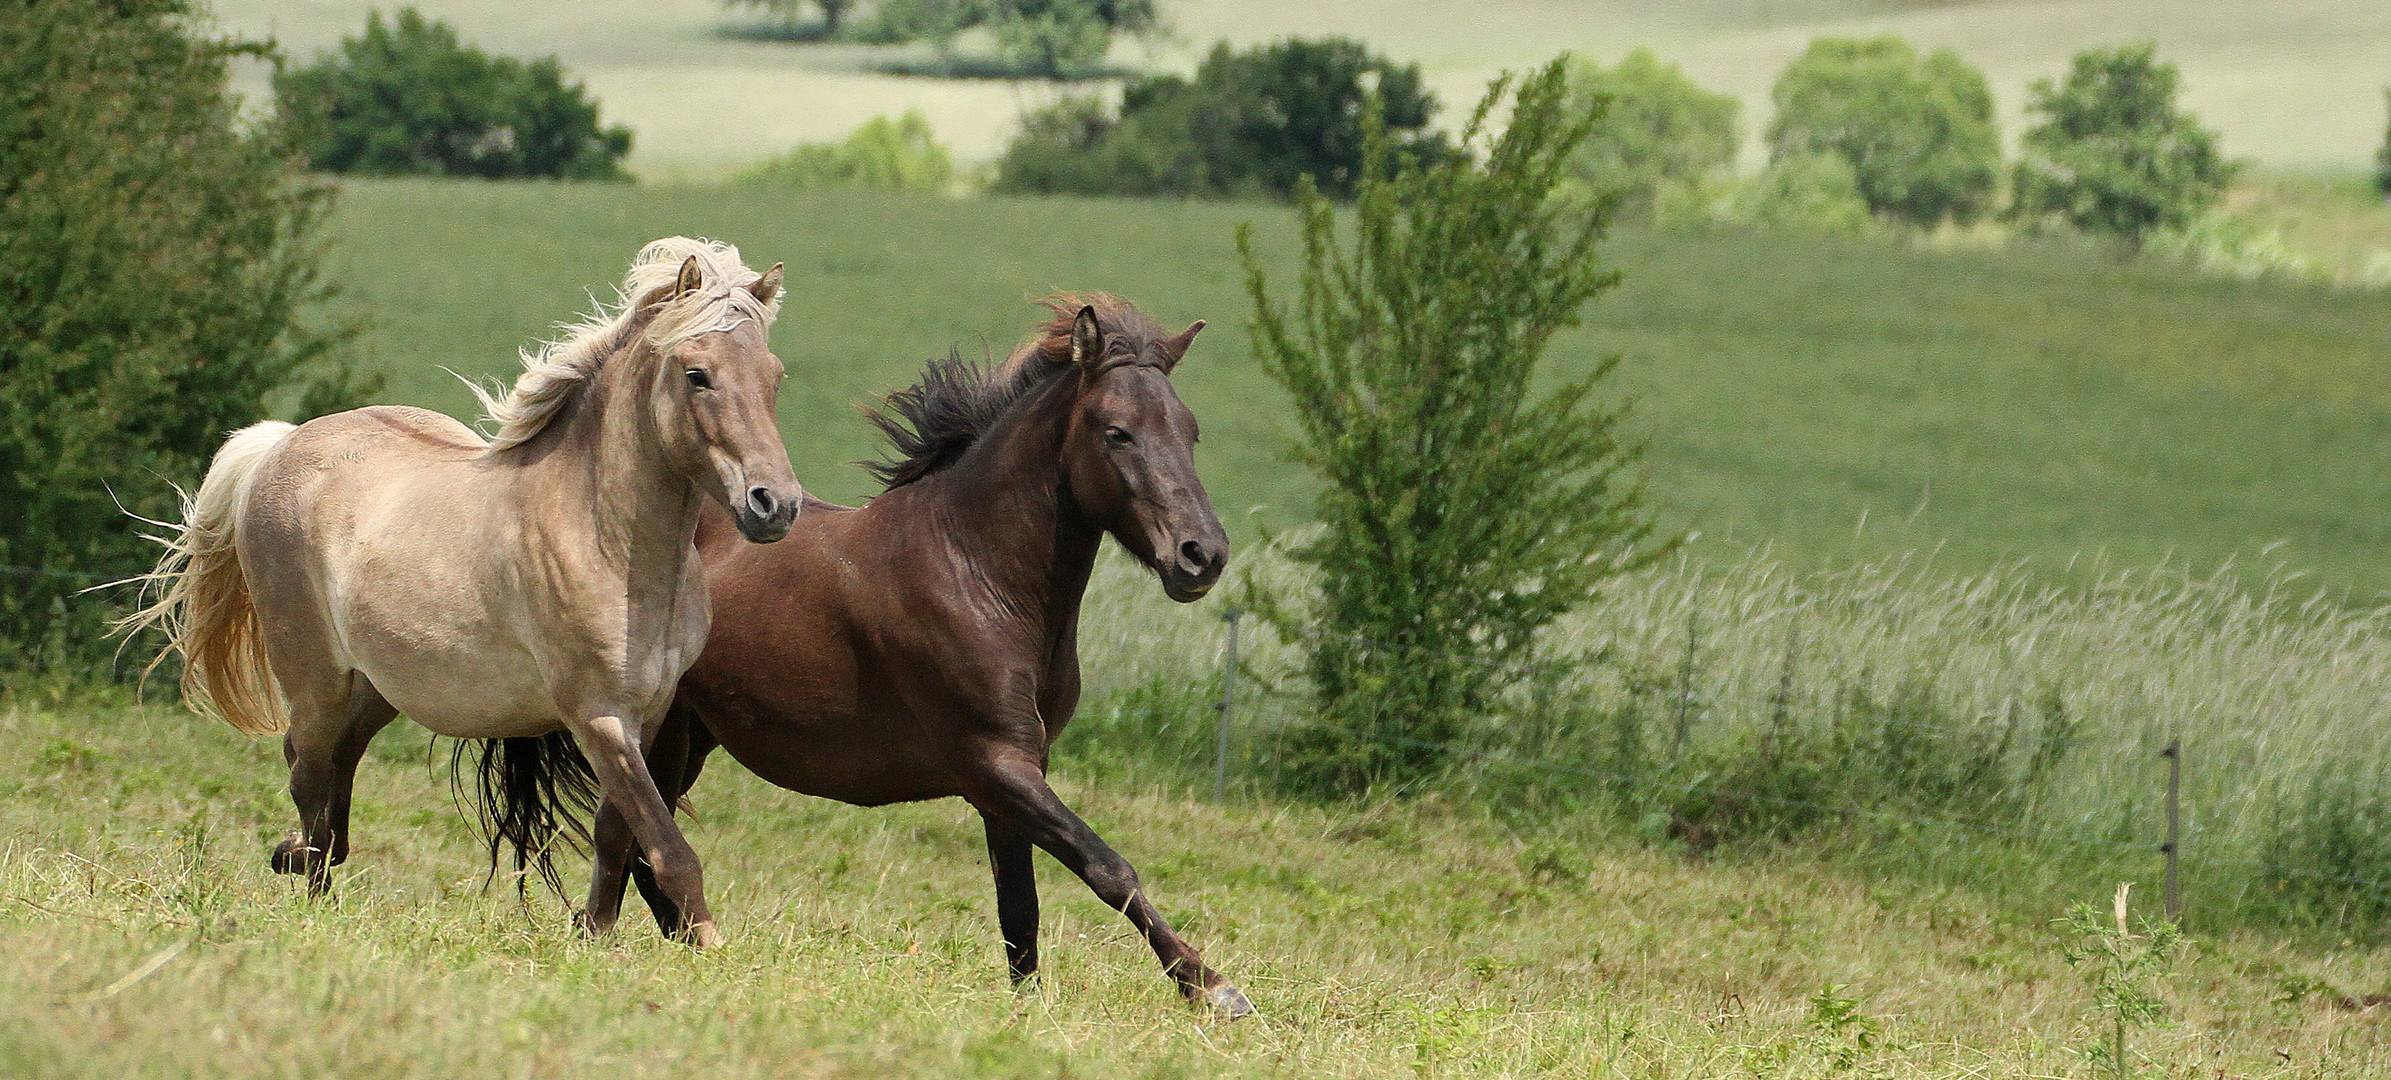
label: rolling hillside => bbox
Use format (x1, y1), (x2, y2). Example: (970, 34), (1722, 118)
(324, 179), (2391, 597)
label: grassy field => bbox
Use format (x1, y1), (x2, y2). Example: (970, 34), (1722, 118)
(322, 178), (2391, 597)
(7, 685), (2391, 1079)
(21, 170), (2391, 1076)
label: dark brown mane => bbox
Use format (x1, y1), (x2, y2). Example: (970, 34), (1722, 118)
(865, 293), (1171, 489)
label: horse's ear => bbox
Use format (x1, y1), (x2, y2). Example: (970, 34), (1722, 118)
(1069, 305), (1103, 372)
(748, 263), (784, 307)
(1161, 319), (1204, 371)
(675, 255), (705, 299)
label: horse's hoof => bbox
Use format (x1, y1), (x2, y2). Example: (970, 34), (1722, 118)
(1201, 982), (1256, 1019)
(269, 832), (315, 875)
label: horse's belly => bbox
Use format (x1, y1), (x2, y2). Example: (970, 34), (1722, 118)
(353, 639), (559, 738)
(332, 589), (560, 737)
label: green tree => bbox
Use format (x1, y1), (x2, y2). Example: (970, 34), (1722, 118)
(0, 0), (375, 669)
(994, 38), (1442, 199)
(2010, 43), (2234, 248)
(1766, 35), (1999, 227)
(738, 110), (954, 192)
(868, 0), (1156, 78)
(274, 8), (632, 179)
(2378, 89), (2391, 200)
(1237, 62), (1660, 798)
(1565, 48), (1739, 218)
(722, 0), (855, 35)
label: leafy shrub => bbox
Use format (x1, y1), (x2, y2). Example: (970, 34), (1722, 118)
(723, 0), (856, 35)
(1766, 35), (2000, 227)
(2009, 43), (2234, 249)
(274, 8), (632, 179)
(1564, 49), (1739, 219)
(2256, 781), (2391, 928)
(1049, 675), (1222, 789)
(1655, 151), (1875, 235)
(0, 0), (375, 668)
(1238, 62), (1658, 799)
(994, 38), (1442, 200)
(2379, 90), (2391, 201)
(2145, 212), (2313, 280)
(865, 0), (1157, 79)
(738, 110), (954, 192)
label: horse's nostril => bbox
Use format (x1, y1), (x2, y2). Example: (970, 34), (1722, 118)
(749, 487), (777, 517)
(1180, 540), (1206, 566)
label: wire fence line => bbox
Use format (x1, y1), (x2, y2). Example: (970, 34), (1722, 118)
(1182, 609), (2391, 914)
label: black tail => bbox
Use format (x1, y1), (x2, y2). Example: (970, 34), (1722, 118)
(450, 732), (600, 897)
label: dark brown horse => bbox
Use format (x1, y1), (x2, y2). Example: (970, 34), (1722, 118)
(579, 295), (1252, 1015)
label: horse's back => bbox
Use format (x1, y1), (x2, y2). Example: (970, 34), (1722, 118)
(239, 405), (489, 555)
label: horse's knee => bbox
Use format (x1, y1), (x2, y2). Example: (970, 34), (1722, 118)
(646, 845), (704, 897)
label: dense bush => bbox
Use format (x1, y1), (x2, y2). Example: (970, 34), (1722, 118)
(274, 8), (632, 179)
(866, 0), (1158, 78)
(738, 110), (954, 192)
(1766, 35), (2000, 227)
(0, 0), (375, 670)
(2010, 43), (2233, 249)
(1564, 49), (1739, 218)
(723, 0), (856, 34)
(2379, 90), (2391, 201)
(1238, 61), (1658, 798)
(994, 38), (1441, 200)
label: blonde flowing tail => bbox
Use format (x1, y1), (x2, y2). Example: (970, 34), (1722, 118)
(120, 421), (297, 736)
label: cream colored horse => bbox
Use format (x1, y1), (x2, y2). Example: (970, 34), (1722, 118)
(126, 238), (801, 946)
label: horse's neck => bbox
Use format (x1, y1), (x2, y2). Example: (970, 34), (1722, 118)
(915, 379), (1100, 638)
(528, 350), (698, 589)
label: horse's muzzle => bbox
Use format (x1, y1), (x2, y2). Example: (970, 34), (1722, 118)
(734, 484), (800, 543)
(1158, 536), (1225, 602)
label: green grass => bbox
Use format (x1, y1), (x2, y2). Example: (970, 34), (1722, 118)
(323, 178), (2391, 597)
(7, 690), (2391, 1078)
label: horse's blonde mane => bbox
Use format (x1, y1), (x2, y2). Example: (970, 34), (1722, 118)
(471, 237), (783, 451)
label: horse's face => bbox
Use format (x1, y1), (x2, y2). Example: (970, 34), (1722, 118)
(1060, 306), (1228, 602)
(646, 262), (803, 544)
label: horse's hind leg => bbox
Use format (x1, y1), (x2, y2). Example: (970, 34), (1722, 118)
(273, 672), (398, 895)
(971, 756), (1254, 1017)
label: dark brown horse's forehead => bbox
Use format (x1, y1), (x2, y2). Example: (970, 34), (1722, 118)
(1083, 363), (1191, 426)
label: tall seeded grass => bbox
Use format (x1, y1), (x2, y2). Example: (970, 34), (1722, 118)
(1068, 541), (2391, 937)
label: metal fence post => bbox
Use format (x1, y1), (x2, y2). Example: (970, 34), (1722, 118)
(2162, 738), (2181, 922)
(1214, 607), (1241, 803)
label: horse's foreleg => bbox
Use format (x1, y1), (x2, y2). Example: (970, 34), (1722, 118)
(274, 673), (398, 896)
(627, 714), (715, 935)
(585, 709), (713, 938)
(983, 814), (1041, 984)
(566, 711), (719, 947)
(973, 760), (1253, 1017)
(580, 801), (636, 937)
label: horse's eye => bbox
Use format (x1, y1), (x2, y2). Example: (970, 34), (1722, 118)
(1104, 425), (1133, 445)
(685, 369), (713, 391)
